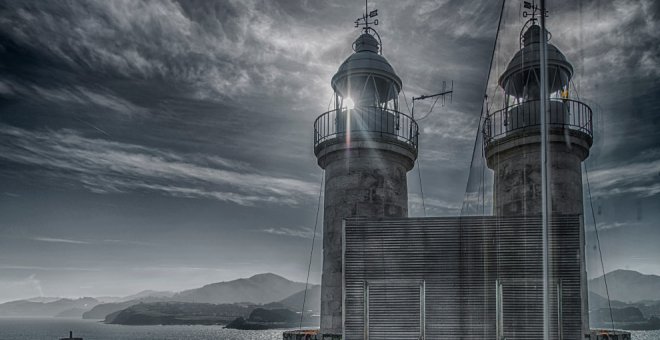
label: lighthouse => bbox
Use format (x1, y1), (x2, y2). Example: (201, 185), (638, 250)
(484, 22), (594, 336)
(313, 11), (418, 336)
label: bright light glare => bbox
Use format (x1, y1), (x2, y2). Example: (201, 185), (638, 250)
(345, 97), (355, 109)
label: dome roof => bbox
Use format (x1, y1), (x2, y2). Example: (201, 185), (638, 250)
(498, 25), (573, 88)
(331, 33), (402, 99)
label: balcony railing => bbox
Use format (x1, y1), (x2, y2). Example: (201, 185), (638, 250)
(314, 106), (419, 154)
(483, 99), (593, 144)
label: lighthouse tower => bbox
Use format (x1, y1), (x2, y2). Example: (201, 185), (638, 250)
(484, 23), (593, 336)
(313, 13), (418, 335)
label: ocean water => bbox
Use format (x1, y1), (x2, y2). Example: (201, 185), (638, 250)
(0, 318), (658, 340)
(0, 318), (295, 340)
(627, 330), (660, 340)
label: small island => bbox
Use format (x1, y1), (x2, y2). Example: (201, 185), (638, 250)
(104, 301), (319, 330)
(105, 302), (252, 325)
(224, 308), (306, 330)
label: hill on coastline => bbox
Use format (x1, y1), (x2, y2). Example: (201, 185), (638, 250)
(0, 297), (99, 317)
(173, 273), (307, 304)
(84, 273), (310, 320)
(590, 269), (660, 303)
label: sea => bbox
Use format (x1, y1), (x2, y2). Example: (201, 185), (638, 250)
(0, 318), (658, 340)
(0, 318), (293, 340)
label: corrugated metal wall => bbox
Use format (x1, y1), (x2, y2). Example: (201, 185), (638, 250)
(343, 215), (582, 340)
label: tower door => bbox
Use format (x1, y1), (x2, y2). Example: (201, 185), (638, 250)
(364, 280), (423, 340)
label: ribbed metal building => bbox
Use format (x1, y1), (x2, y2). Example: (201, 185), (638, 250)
(343, 215), (583, 340)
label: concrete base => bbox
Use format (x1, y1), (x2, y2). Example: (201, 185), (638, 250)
(282, 330), (341, 340)
(588, 329), (632, 340)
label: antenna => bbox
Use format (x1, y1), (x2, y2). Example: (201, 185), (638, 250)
(354, 0), (378, 32)
(411, 81), (454, 119)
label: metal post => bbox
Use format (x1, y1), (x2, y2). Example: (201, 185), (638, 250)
(420, 280), (426, 340)
(557, 280), (564, 340)
(496, 280), (503, 340)
(364, 281), (369, 340)
(539, 1), (551, 340)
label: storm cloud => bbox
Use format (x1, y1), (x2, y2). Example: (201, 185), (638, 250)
(0, 0), (658, 301)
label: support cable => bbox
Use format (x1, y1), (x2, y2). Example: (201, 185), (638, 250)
(401, 88), (412, 116)
(299, 171), (325, 329)
(415, 95), (442, 121)
(584, 163), (616, 333)
(460, 0), (506, 215)
(417, 157), (427, 217)
(401, 88), (427, 217)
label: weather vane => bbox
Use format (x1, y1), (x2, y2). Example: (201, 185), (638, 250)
(354, 0), (378, 31)
(522, 1), (548, 22)
(520, 1), (550, 48)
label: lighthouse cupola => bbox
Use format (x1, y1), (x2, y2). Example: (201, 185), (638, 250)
(331, 31), (402, 110)
(499, 24), (573, 104)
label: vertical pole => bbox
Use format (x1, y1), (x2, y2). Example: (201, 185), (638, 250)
(420, 280), (426, 340)
(539, 1), (551, 340)
(496, 280), (502, 340)
(364, 281), (369, 340)
(557, 280), (564, 340)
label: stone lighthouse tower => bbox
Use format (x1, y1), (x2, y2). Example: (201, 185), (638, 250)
(313, 15), (418, 335)
(484, 23), (593, 337)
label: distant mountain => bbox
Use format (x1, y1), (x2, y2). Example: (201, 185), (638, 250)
(276, 285), (321, 313)
(84, 273), (305, 320)
(24, 296), (62, 303)
(55, 307), (88, 318)
(590, 270), (660, 303)
(82, 294), (172, 320)
(94, 296), (123, 303)
(589, 291), (629, 310)
(0, 297), (99, 317)
(118, 290), (174, 302)
(82, 301), (140, 319)
(174, 273), (307, 304)
(589, 283), (660, 330)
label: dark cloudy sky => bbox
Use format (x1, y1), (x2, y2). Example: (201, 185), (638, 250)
(0, 0), (658, 302)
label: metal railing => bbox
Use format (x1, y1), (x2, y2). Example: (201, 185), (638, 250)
(483, 99), (593, 143)
(314, 106), (419, 153)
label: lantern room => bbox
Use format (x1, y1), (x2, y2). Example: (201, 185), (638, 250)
(330, 31), (402, 111)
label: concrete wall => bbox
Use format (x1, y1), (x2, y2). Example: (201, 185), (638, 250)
(316, 140), (415, 335)
(486, 131), (590, 216)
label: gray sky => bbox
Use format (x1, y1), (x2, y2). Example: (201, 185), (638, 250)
(0, 0), (658, 303)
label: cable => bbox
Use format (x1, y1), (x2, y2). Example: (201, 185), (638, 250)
(416, 157), (427, 217)
(299, 171), (325, 329)
(415, 95), (442, 121)
(327, 94), (334, 112)
(403, 87), (427, 217)
(401, 87), (412, 115)
(460, 0), (506, 215)
(584, 163), (616, 333)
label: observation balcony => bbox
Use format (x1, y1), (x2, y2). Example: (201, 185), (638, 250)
(313, 106), (419, 156)
(483, 98), (593, 145)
